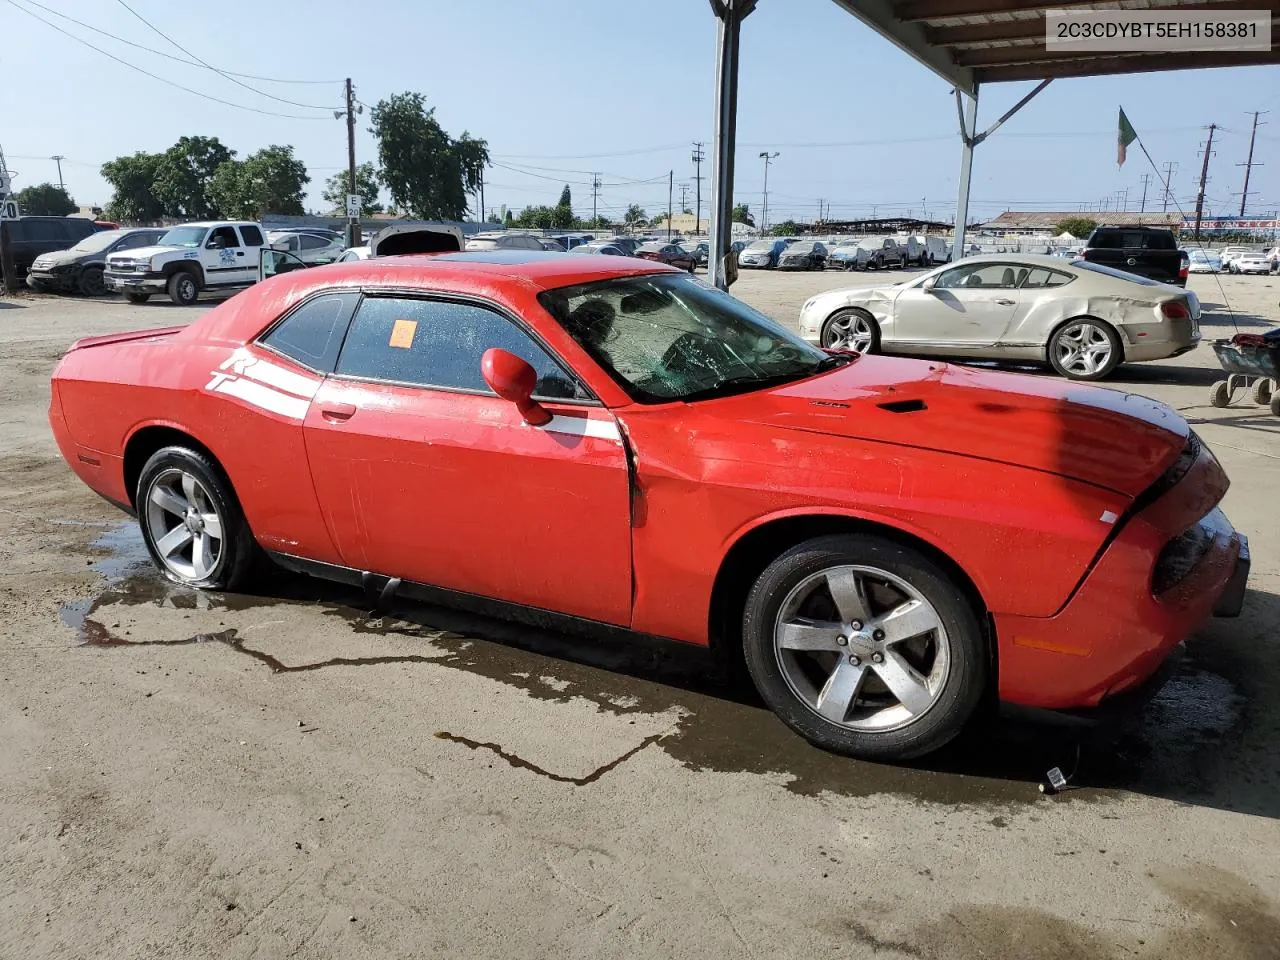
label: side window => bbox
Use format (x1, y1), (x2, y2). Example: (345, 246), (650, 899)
(260, 292), (359, 372)
(935, 263), (1020, 289)
(240, 225), (265, 247)
(209, 226), (240, 249)
(299, 234), (329, 250)
(336, 296), (587, 400)
(24, 220), (63, 243)
(117, 232), (152, 251)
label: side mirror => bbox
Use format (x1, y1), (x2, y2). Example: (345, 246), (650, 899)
(481, 348), (552, 426)
(921, 275), (937, 293)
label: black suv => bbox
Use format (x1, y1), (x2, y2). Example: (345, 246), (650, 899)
(2, 216), (100, 281)
(1081, 226), (1188, 287)
(26, 227), (167, 296)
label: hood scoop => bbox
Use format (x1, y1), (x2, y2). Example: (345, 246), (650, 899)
(877, 398), (928, 414)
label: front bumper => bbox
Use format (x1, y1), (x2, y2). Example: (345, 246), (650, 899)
(995, 439), (1247, 710)
(105, 271), (167, 292)
(27, 268), (73, 289)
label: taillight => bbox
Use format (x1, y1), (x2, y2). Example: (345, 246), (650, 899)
(1178, 255), (1189, 279)
(1161, 300), (1191, 320)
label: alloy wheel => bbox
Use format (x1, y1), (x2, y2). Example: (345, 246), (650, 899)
(823, 312), (876, 352)
(772, 564), (950, 732)
(144, 468), (224, 581)
(1054, 321), (1113, 377)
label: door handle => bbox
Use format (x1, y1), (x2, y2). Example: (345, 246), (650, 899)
(236, 251), (245, 257)
(995, 298), (1016, 305)
(320, 402), (357, 422)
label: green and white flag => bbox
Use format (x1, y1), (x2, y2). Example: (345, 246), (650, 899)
(1117, 108), (1137, 168)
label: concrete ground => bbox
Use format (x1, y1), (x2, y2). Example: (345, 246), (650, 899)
(1, 267), (1278, 959)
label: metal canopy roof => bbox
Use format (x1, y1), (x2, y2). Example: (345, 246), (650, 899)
(833, 0), (1280, 93)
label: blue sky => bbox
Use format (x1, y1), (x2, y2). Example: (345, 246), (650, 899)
(4, 0), (1277, 224)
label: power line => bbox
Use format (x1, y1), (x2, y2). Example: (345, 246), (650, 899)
(112, 0), (336, 110)
(5, 0), (331, 119)
(16, 0), (340, 84)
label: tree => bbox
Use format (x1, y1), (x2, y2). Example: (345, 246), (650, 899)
(209, 145), (310, 219)
(770, 219), (800, 237)
(153, 136), (235, 219)
(554, 183), (574, 228)
(503, 209), (514, 226)
(101, 152), (166, 223)
(513, 204), (557, 229)
(731, 203), (754, 226)
(558, 184), (572, 209)
(370, 92), (489, 220)
(322, 162), (383, 216)
(14, 182), (75, 217)
(1055, 217), (1097, 239)
(651, 211), (668, 225)
(623, 204), (647, 227)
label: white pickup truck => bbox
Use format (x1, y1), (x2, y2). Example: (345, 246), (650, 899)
(105, 221), (269, 305)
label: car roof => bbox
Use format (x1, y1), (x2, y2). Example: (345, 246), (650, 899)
(947, 253), (1079, 267)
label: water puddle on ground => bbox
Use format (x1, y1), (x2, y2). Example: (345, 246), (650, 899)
(57, 521), (1259, 810)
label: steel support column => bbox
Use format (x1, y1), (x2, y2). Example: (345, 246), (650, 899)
(707, 0), (755, 290)
(952, 86), (978, 260)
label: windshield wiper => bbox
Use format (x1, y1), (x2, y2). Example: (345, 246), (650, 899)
(679, 370), (815, 403)
(814, 353), (855, 372)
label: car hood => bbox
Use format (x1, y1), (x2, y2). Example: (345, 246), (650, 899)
(33, 250), (86, 267)
(107, 244), (184, 262)
(713, 355), (1188, 497)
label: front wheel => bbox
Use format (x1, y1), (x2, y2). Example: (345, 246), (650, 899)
(78, 266), (106, 297)
(137, 446), (256, 590)
(168, 271), (200, 306)
(1047, 318), (1122, 380)
(125, 292), (151, 304)
(821, 308), (880, 354)
(742, 534), (987, 760)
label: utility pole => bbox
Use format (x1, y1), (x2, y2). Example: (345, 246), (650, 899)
(591, 173), (601, 228)
(758, 151), (778, 232)
(816, 198), (824, 225)
(1193, 123), (1217, 241)
(1161, 161), (1178, 212)
(667, 170), (673, 242)
(478, 167), (485, 224)
(691, 142), (704, 235)
(344, 78), (361, 247)
(51, 155), (66, 192)
(0, 145), (15, 294)
(1237, 110), (1266, 217)
(679, 182), (690, 216)
(1138, 173), (1152, 213)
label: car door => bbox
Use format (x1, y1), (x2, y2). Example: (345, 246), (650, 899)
(890, 262), (1023, 349)
(201, 225), (250, 287)
(303, 292), (634, 626)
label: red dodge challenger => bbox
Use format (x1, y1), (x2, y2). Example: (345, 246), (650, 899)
(50, 252), (1249, 759)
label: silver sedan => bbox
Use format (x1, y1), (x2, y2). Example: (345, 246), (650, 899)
(798, 254), (1202, 380)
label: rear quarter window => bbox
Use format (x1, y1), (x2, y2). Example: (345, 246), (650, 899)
(259, 292), (360, 372)
(240, 225), (265, 246)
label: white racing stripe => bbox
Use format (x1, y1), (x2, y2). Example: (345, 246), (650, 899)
(539, 414), (622, 442)
(209, 375), (311, 420)
(218, 349), (321, 399)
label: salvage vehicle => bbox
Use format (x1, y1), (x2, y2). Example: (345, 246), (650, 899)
(1228, 251), (1271, 275)
(863, 236), (905, 270)
(1081, 226), (1188, 287)
(1187, 249), (1221, 274)
(105, 221), (271, 305)
(828, 239), (871, 271)
(777, 240), (827, 270)
(799, 254), (1201, 380)
(635, 241), (696, 271)
(1217, 245), (1253, 272)
(1, 215), (99, 280)
(26, 227), (165, 296)
(738, 238), (787, 268)
(49, 252), (1248, 761)
(266, 230), (346, 265)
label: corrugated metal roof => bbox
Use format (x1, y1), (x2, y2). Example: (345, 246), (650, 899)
(833, 0), (1278, 91)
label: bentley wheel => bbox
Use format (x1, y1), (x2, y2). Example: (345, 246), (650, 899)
(742, 534), (986, 760)
(137, 446), (255, 590)
(1048, 318), (1121, 381)
(822, 308), (880, 354)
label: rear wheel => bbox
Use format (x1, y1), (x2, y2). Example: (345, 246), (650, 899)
(137, 446), (256, 590)
(822, 308), (880, 354)
(742, 534), (986, 760)
(1048, 318), (1122, 380)
(168, 271), (199, 306)
(78, 266), (106, 297)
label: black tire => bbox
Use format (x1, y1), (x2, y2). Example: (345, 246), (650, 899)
(125, 292), (151, 304)
(168, 270), (200, 306)
(1047, 317), (1123, 381)
(136, 446), (256, 590)
(742, 534), (987, 760)
(78, 266), (106, 297)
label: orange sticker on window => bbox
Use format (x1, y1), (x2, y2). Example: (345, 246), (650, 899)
(388, 318), (417, 349)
